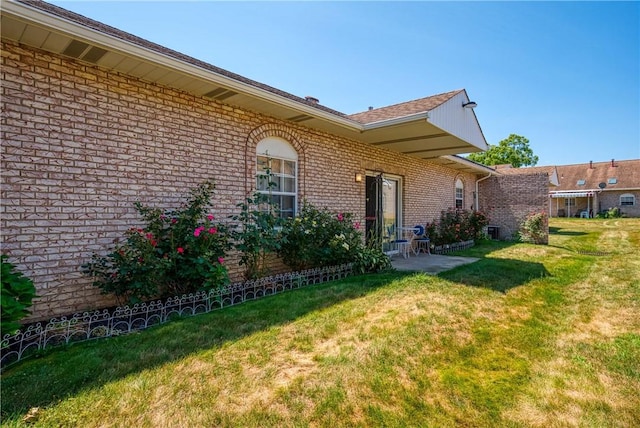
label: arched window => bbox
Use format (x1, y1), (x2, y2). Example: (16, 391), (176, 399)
(256, 137), (298, 218)
(620, 193), (635, 206)
(455, 178), (464, 209)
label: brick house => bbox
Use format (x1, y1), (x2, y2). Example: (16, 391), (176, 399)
(1, 0), (548, 320)
(496, 160), (640, 218)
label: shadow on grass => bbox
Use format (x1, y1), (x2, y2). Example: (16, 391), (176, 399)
(446, 239), (517, 258)
(549, 226), (587, 236)
(0, 271), (409, 417)
(439, 258), (550, 293)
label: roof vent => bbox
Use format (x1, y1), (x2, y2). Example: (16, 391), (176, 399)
(368, 106), (374, 111)
(611, 158), (617, 167)
(204, 88), (238, 101)
(589, 160), (593, 169)
(305, 96), (319, 104)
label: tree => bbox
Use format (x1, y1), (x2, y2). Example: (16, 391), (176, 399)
(467, 134), (539, 168)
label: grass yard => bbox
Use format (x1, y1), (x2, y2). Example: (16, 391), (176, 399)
(1, 218), (639, 427)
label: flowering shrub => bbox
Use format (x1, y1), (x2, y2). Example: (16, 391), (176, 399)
(518, 212), (548, 244)
(278, 203), (364, 271)
(427, 209), (489, 245)
(83, 180), (230, 304)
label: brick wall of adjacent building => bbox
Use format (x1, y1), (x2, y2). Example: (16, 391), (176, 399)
(1, 40), (478, 321)
(478, 173), (549, 243)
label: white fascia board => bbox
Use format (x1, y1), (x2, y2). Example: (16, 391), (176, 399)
(4, 0), (364, 132)
(361, 112), (430, 130)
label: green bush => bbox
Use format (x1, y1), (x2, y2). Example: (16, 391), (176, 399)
(83, 180), (230, 304)
(278, 203), (364, 271)
(352, 246), (393, 274)
(1, 255), (38, 335)
(426, 209), (489, 245)
(519, 211), (548, 244)
(230, 191), (285, 280)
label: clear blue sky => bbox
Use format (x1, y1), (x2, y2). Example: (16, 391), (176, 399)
(51, 1), (640, 167)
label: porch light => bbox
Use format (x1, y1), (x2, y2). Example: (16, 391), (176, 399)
(462, 101), (477, 109)
(355, 173), (363, 183)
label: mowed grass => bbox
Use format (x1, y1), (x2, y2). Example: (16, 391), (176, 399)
(1, 219), (639, 427)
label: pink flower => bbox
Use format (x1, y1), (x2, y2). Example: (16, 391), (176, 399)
(208, 227), (217, 234)
(171, 218), (177, 224)
(194, 226), (205, 237)
(337, 213), (344, 221)
(207, 214), (214, 221)
(218, 257), (224, 264)
(354, 222), (361, 230)
(177, 247), (184, 254)
(145, 233), (154, 240)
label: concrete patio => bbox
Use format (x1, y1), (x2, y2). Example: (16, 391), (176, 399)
(391, 253), (480, 274)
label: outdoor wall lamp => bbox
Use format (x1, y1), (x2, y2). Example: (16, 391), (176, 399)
(355, 173), (363, 183)
(462, 101), (477, 109)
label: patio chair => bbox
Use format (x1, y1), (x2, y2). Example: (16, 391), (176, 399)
(387, 225), (415, 259)
(413, 224), (431, 255)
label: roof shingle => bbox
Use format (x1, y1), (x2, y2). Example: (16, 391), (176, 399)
(347, 90), (463, 124)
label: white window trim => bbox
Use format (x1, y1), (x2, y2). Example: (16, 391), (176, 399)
(620, 193), (635, 206)
(256, 138), (298, 218)
(455, 178), (464, 209)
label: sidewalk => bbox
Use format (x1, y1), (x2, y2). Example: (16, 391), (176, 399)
(391, 253), (480, 274)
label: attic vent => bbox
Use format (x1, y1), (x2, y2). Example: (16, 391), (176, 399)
(63, 40), (89, 58)
(62, 40), (107, 63)
(82, 46), (107, 63)
(577, 179), (586, 186)
(287, 114), (313, 123)
(204, 88), (238, 101)
(608, 178), (617, 184)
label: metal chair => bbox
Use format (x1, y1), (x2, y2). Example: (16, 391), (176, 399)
(413, 224), (431, 255)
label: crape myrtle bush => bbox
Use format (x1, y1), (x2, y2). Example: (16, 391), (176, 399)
(84, 183), (392, 304)
(278, 202), (365, 271)
(425, 208), (489, 246)
(83, 180), (230, 304)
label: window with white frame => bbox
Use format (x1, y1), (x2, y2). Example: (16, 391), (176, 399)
(564, 198), (576, 207)
(256, 137), (298, 219)
(455, 179), (464, 209)
(620, 193), (635, 206)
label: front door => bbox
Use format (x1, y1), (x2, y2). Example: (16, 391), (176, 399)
(365, 173), (402, 252)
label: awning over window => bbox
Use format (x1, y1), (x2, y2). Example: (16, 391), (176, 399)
(550, 192), (595, 198)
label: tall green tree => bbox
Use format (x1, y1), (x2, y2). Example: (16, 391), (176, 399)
(467, 134), (539, 168)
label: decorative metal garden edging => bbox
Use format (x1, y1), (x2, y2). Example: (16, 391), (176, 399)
(431, 240), (475, 254)
(1, 263), (354, 369)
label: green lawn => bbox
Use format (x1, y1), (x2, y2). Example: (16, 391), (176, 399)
(2, 218), (639, 427)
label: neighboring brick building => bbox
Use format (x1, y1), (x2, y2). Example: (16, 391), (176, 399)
(1, 0), (547, 320)
(496, 160), (640, 218)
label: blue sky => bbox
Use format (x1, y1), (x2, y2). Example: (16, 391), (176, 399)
(51, 1), (639, 167)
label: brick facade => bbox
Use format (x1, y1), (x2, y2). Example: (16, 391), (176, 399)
(1, 40), (479, 320)
(478, 173), (550, 243)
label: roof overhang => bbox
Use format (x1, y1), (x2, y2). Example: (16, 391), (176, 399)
(550, 191), (597, 198)
(1, 0), (488, 159)
(429, 155), (498, 175)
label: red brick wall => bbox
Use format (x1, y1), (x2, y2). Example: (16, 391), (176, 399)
(1, 40), (478, 320)
(478, 173), (549, 243)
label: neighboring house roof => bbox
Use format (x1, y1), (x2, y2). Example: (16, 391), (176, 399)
(2, 0), (488, 159)
(495, 165), (559, 186)
(491, 159), (640, 194)
(553, 159), (640, 193)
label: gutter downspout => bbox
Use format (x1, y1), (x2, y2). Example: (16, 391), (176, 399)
(475, 172), (493, 212)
